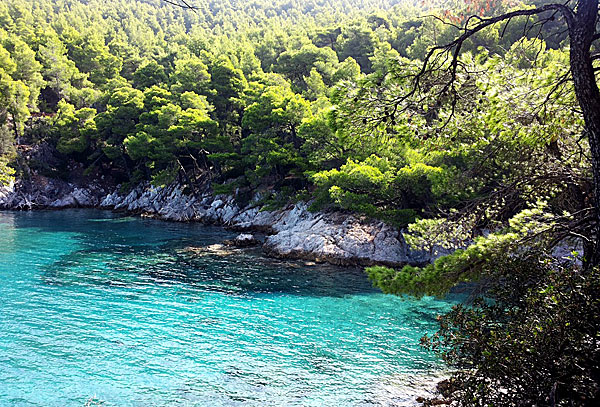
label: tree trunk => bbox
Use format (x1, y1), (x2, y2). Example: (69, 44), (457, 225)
(10, 114), (19, 144)
(177, 158), (198, 198)
(568, 0), (600, 267)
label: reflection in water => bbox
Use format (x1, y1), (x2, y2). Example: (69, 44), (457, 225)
(0, 211), (17, 255)
(0, 209), (458, 406)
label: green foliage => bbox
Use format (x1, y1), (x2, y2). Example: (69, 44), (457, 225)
(422, 256), (600, 406)
(0, 33), (44, 106)
(332, 57), (362, 82)
(360, 38), (588, 293)
(0, 2), (595, 402)
(67, 32), (121, 86)
(297, 107), (341, 167)
(0, 59), (30, 139)
(274, 44), (338, 91)
(337, 23), (378, 73)
(94, 85), (143, 161)
(0, 0), (588, 233)
(124, 86), (218, 182)
(240, 84), (312, 185)
(368, 201), (582, 297)
(132, 60), (168, 90)
(312, 155), (443, 227)
(208, 56), (247, 123)
(150, 166), (178, 188)
(0, 155), (15, 186)
(171, 56), (210, 95)
(54, 100), (96, 154)
(211, 180), (239, 196)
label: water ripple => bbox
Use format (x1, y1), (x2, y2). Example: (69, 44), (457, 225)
(0, 210), (457, 406)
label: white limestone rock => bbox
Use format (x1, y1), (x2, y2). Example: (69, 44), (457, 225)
(224, 233), (260, 247)
(262, 204), (428, 266)
(49, 195), (77, 208)
(1, 177), (434, 266)
(0, 181), (15, 207)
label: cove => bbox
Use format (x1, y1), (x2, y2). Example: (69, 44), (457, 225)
(0, 210), (458, 406)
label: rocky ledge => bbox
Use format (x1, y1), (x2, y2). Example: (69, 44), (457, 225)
(0, 177), (432, 266)
(224, 234), (261, 248)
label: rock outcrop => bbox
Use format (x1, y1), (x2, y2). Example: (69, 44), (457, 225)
(0, 181), (14, 207)
(0, 178), (431, 266)
(224, 233), (261, 248)
(0, 176), (108, 210)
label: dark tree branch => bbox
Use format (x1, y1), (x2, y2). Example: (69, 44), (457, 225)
(355, 1), (600, 265)
(378, 3), (579, 124)
(500, 17), (513, 39)
(537, 69), (572, 115)
(421, 14), (462, 30)
(432, 4), (575, 81)
(161, 0), (197, 11)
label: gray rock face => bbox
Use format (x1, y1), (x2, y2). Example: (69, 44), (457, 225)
(0, 182), (16, 208)
(224, 233), (260, 248)
(0, 176), (106, 210)
(90, 185), (429, 266)
(261, 204), (429, 266)
(0, 179), (430, 266)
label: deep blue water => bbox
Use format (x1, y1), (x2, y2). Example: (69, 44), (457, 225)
(0, 210), (456, 406)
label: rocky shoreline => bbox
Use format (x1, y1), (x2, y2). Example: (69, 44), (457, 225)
(0, 176), (433, 267)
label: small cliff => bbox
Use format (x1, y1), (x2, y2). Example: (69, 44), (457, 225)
(0, 176), (432, 266)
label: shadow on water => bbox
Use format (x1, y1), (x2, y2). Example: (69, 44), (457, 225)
(23, 209), (380, 297)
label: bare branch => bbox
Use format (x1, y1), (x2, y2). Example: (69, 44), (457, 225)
(369, 3), (577, 129)
(161, 0), (198, 11)
(500, 17), (513, 39)
(421, 14), (462, 30)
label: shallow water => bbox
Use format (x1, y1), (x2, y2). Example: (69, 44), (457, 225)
(0, 210), (457, 406)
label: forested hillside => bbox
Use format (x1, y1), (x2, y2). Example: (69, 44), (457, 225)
(0, 0), (418, 188)
(0, 0), (578, 218)
(0, 0), (597, 404)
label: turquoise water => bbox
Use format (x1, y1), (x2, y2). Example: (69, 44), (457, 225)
(0, 210), (456, 406)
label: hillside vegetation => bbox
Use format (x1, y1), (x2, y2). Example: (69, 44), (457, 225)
(0, 0), (597, 404)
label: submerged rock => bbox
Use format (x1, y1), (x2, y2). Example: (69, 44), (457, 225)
(182, 244), (237, 257)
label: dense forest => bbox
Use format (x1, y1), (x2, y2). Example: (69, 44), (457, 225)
(0, 0), (598, 404)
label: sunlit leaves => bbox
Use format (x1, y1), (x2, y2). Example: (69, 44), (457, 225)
(311, 155), (446, 226)
(54, 100), (96, 154)
(0, 155), (15, 186)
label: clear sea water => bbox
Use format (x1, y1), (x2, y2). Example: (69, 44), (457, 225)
(0, 210), (458, 406)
